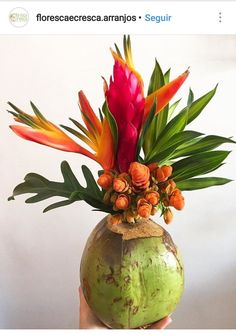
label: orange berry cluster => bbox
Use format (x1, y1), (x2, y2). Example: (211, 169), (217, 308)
(97, 162), (184, 225)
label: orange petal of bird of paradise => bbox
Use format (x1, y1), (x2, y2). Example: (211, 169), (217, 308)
(78, 90), (102, 139)
(78, 91), (114, 170)
(10, 124), (96, 160)
(9, 98), (115, 170)
(144, 69), (189, 122)
(96, 119), (115, 171)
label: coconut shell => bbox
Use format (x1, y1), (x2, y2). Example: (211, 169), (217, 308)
(80, 216), (184, 329)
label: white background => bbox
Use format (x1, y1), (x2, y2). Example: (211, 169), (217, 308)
(0, 35), (236, 329)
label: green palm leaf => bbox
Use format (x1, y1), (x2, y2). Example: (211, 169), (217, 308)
(172, 151), (230, 182)
(176, 177), (232, 190)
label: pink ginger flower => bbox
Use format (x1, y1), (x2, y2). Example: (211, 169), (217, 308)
(106, 61), (145, 172)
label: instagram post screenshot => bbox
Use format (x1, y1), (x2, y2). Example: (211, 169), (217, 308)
(0, 1), (236, 333)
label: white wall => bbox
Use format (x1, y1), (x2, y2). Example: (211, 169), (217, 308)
(0, 35), (236, 329)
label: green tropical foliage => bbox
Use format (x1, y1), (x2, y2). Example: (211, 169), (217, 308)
(8, 53), (234, 212)
(8, 161), (113, 213)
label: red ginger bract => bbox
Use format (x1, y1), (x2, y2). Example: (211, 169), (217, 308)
(106, 62), (145, 172)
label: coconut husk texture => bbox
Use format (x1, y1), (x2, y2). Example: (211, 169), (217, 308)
(80, 216), (184, 329)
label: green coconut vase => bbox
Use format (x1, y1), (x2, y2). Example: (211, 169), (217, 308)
(80, 216), (184, 329)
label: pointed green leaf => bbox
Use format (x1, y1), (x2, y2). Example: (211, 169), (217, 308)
(164, 68), (171, 84)
(172, 150), (231, 181)
(184, 85), (218, 124)
(102, 101), (118, 151)
(69, 118), (90, 137)
(176, 177), (232, 191)
(168, 99), (181, 121)
(60, 124), (94, 148)
(187, 88), (194, 107)
(8, 102), (39, 128)
(123, 35), (133, 65)
(25, 191), (60, 203)
(137, 100), (156, 158)
(155, 106), (169, 143)
(60, 161), (81, 189)
(146, 130), (203, 164)
(30, 101), (48, 123)
(148, 61), (169, 140)
(147, 108), (189, 158)
(148, 60), (164, 95)
(81, 165), (102, 199)
(150, 88), (192, 157)
(43, 199), (77, 213)
(8, 102), (26, 115)
(114, 43), (123, 59)
(144, 61), (171, 154)
(172, 135), (235, 159)
(143, 114), (159, 155)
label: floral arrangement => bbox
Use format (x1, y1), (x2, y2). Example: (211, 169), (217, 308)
(8, 36), (234, 225)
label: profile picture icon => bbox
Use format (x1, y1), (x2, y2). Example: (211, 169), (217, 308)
(9, 7), (29, 27)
